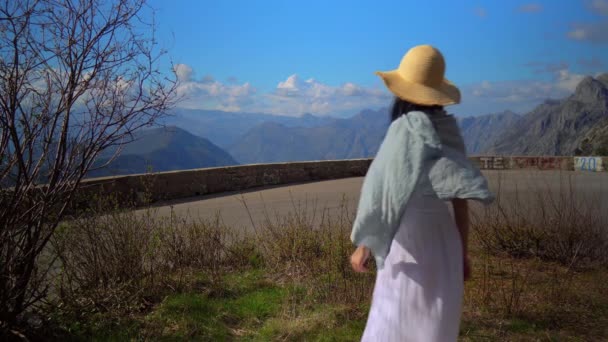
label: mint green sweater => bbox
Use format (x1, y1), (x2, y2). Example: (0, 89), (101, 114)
(350, 110), (494, 270)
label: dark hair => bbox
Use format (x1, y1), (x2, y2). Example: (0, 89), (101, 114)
(390, 97), (443, 122)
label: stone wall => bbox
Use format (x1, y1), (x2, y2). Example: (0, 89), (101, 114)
(76, 159), (373, 207)
(75, 155), (605, 208)
(469, 156), (575, 171)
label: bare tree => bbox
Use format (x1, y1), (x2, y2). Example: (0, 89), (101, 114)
(0, 0), (177, 328)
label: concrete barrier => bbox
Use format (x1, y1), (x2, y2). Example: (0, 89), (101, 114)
(76, 159), (373, 207)
(573, 156), (606, 172)
(470, 156), (574, 171)
(74, 155), (603, 208)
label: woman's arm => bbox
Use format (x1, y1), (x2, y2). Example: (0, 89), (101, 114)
(452, 198), (471, 281)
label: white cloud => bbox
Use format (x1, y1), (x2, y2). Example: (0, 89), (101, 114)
(171, 65), (591, 118)
(341, 82), (365, 96)
(174, 65), (256, 112)
(277, 74), (300, 91)
(263, 74), (390, 115)
(173, 63), (193, 82)
(453, 68), (587, 116)
(555, 69), (586, 92)
(173, 66), (391, 116)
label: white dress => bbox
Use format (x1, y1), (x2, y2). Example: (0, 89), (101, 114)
(361, 191), (464, 342)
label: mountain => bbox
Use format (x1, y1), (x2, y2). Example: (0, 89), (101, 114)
(579, 74), (608, 155)
(227, 108), (389, 164)
(88, 126), (238, 177)
(576, 117), (608, 155)
(458, 111), (521, 154)
(488, 74), (608, 155)
(163, 108), (334, 149)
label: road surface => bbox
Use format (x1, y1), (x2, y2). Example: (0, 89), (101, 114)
(143, 170), (608, 232)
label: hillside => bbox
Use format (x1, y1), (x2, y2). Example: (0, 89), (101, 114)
(227, 108), (389, 164)
(488, 74), (608, 155)
(458, 111), (521, 154)
(163, 109), (334, 149)
(88, 126), (238, 177)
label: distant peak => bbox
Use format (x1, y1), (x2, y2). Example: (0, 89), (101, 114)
(574, 76), (607, 103)
(577, 75), (595, 87)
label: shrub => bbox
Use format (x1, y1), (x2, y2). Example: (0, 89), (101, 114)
(471, 172), (608, 268)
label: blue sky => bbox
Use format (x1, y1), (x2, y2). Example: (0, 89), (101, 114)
(148, 0), (608, 117)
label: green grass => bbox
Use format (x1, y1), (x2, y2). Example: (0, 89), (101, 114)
(59, 257), (608, 341)
(72, 269), (370, 341)
(140, 270), (286, 341)
(53, 263), (608, 341)
(254, 304), (366, 342)
(66, 270), (354, 341)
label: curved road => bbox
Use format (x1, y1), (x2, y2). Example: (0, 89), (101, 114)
(145, 170), (608, 232)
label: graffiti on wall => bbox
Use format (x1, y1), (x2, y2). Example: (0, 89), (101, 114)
(538, 157), (565, 170)
(574, 157), (604, 172)
(477, 157), (505, 169)
(512, 157), (566, 170)
(473, 156), (573, 170)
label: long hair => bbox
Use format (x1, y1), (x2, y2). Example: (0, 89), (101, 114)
(390, 97), (444, 122)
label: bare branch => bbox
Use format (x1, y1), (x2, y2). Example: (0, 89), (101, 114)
(0, 0), (177, 326)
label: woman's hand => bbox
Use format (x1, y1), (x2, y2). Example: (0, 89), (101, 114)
(463, 255), (471, 281)
(350, 245), (371, 273)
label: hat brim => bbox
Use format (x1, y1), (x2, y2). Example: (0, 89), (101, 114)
(375, 70), (461, 106)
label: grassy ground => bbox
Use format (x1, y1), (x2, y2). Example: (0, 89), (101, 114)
(56, 247), (607, 341)
(60, 269), (368, 341)
(39, 176), (608, 341)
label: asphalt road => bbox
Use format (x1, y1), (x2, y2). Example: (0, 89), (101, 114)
(143, 170), (608, 232)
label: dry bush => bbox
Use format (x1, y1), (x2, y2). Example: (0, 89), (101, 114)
(471, 172), (608, 269)
(245, 195), (375, 306)
(50, 204), (238, 325)
(465, 253), (536, 317)
(52, 210), (168, 317)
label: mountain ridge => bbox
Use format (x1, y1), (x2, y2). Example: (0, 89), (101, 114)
(227, 108), (389, 164)
(88, 126), (237, 177)
(488, 74), (608, 155)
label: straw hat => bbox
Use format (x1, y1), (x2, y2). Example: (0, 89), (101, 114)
(375, 45), (460, 106)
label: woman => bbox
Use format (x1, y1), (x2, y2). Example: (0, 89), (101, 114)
(350, 45), (494, 341)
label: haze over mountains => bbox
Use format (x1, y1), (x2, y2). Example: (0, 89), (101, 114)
(90, 73), (608, 177)
(163, 109), (334, 149)
(227, 108), (388, 164)
(87, 126), (237, 178)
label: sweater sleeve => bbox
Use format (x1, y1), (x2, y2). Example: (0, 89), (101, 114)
(350, 112), (442, 269)
(428, 146), (495, 204)
(429, 115), (494, 204)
